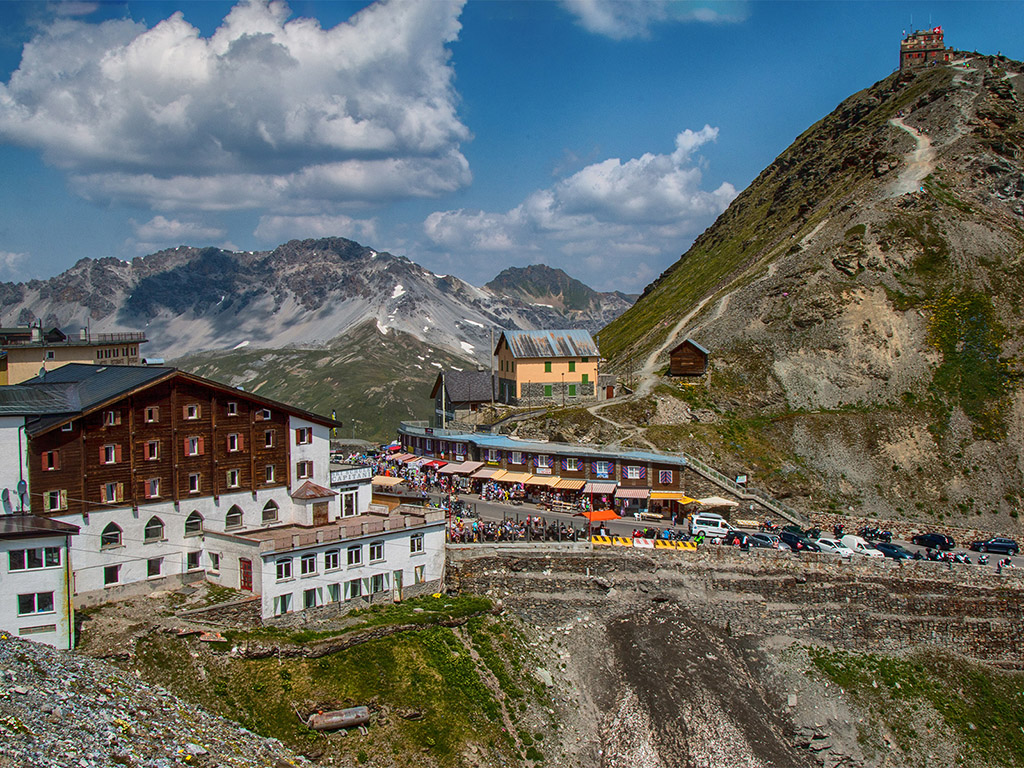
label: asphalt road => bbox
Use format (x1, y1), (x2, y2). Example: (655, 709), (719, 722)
(440, 492), (1024, 569)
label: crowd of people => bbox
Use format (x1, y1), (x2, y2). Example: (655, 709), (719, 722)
(448, 515), (587, 543)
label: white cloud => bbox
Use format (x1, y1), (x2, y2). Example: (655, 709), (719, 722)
(0, 251), (29, 280)
(0, 0), (470, 210)
(423, 127), (736, 290)
(133, 216), (226, 242)
(561, 0), (747, 40)
(255, 213), (378, 244)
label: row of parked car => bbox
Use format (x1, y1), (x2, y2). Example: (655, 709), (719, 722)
(689, 513), (1019, 558)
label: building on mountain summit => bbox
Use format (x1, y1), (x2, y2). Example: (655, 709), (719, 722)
(0, 323), (147, 385)
(900, 27), (950, 69)
(494, 330), (599, 406)
(668, 338), (709, 377)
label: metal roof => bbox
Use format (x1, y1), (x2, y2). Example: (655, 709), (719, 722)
(496, 330), (598, 359)
(432, 370), (496, 403)
(0, 513), (79, 540)
(670, 338), (710, 355)
(0, 384), (79, 416)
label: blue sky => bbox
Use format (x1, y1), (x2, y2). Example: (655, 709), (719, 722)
(0, 1), (1021, 292)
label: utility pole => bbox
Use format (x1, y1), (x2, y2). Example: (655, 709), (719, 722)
(441, 370), (447, 430)
(561, 372), (565, 408)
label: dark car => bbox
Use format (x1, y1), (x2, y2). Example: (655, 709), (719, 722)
(750, 532), (782, 549)
(873, 541), (914, 560)
(911, 533), (955, 551)
(780, 529), (821, 552)
(969, 537), (1019, 555)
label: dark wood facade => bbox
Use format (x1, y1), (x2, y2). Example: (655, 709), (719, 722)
(668, 339), (709, 377)
(29, 378), (295, 517)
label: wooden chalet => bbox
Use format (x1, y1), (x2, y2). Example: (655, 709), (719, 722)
(668, 338), (709, 377)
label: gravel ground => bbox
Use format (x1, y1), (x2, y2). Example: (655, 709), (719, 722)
(0, 631), (301, 768)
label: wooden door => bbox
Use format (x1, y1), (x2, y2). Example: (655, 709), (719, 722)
(313, 501), (329, 526)
(239, 558), (252, 591)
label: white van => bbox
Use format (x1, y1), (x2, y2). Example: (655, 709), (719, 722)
(690, 513), (733, 539)
(840, 534), (884, 558)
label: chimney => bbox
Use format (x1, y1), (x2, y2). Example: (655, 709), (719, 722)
(79, 328), (88, 341)
(30, 326), (41, 342)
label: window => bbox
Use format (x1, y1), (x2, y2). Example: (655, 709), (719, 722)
(45, 350), (55, 360)
(568, 384), (577, 397)
(61, 423), (73, 432)
(42, 450), (60, 471)
(100, 523), (122, 548)
(487, 448), (499, 463)
(144, 516), (164, 542)
(144, 477), (161, 499)
(144, 406), (159, 423)
(101, 481), (124, 503)
(370, 573), (388, 593)
(595, 461), (611, 478)
(101, 444), (121, 465)
(341, 492), (356, 518)
(536, 454), (552, 469)
(659, 469), (673, 484)
(581, 356), (589, 363)
(410, 533), (424, 554)
(184, 404), (200, 420)
(8, 547), (60, 571)
(227, 433), (242, 452)
(327, 583), (341, 603)
(296, 461), (313, 479)
(582, 373), (589, 384)
(43, 490), (67, 512)
(276, 558), (292, 580)
(275, 593), (292, 615)
(544, 384), (552, 398)
(510, 451), (523, 465)
(226, 401), (238, 416)
(264, 430), (275, 448)
(369, 541), (384, 562)
(325, 550), (340, 570)
(184, 511), (203, 536)
(346, 579), (362, 600)
(304, 588), (318, 609)
(184, 436), (204, 457)
(147, 557), (163, 578)
(226, 469), (241, 488)
(144, 440), (160, 460)
(414, 565), (425, 584)
(265, 465), (276, 483)
(347, 545), (362, 567)
(301, 554), (317, 576)
(104, 565), (120, 586)
(209, 553), (220, 572)
(17, 592), (54, 616)
(262, 500), (279, 523)
(568, 361), (576, 372)
(295, 427), (313, 445)
(104, 410), (121, 427)
(186, 551), (201, 571)
(225, 505), (243, 529)
(544, 361), (552, 373)
(188, 473), (200, 494)
(259, 409), (272, 421)
(626, 465), (641, 480)
(566, 457), (580, 472)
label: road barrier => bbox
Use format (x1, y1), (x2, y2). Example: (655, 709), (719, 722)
(590, 536), (697, 551)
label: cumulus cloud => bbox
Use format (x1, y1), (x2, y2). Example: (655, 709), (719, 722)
(255, 213), (378, 244)
(423, 127), (736, 290)
(561, 0), (747, 40)
(0, 0), (470, 210)
(129, 216), (229, 254)
(0, 251), (29, 280)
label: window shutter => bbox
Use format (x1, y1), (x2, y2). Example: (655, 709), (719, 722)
(99, 446), (107, 463)
(116, 483), (124, 502)
(238, 434), (245, 451)
(115, 444), (123, 463)
(59, 490), (67, 510)
(52, 451), (61, 471)
(182, 405), (189, 419)
(143, 443), (150, 460)
(226, 435), (231, 451)
(183, 437), (190, 455)
(295, 429), (301, 445)
(197, 436), (205, 455)
(143, 480), (151, 499)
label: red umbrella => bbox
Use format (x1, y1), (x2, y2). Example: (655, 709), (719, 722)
(577, 508), (621, 522)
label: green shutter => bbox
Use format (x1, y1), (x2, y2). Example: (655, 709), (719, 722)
(569, 384), (576, 396)
(581, 374), (589, 384)
(544, 384), (552, 398)
(568, 361), (576, 372)
(544, 361), (552, 373)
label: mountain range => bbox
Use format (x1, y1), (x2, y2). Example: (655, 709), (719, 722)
(596, 52), (1024, 529)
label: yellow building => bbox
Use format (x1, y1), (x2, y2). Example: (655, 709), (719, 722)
(0, 326), (147, 385)
(495, 329), (599, 406)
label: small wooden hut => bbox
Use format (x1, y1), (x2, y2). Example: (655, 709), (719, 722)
(668, 338), (709, 376)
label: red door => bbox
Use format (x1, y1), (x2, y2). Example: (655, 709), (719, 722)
(239, 558), (252, 591)
(606, 386), (614, 399)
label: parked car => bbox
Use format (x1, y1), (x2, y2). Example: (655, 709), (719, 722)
(840, 534), (885, 558)
(969, 537), (1019, 555)
(873, 541), (915, 560)
(911, 533), (955, 551)
(814, 537), (854, 558)
(780, 529), (820, 552)
(751, 532), (786, 549)
(690, 513), (733, 540)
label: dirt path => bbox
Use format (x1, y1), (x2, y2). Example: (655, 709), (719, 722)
(889, 116), (936, 196)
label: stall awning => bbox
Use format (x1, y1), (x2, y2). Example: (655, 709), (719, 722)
(526, 475), (558, 486)
(403, 456), (427, 465)
(555, 478), (586, 491)
(438, 462), (464, 475)
(471, 468), (500, 480)
(423, 459), (447, 468)
(650, 491), (697, 503)
(372, 475), (404, 487)
(497, 471), (531, 484)
(391, 453), (413, 462)
(455, 461), (484, 475)
(583, 481), (618, 495)
(615, 487), (651, 499)
(699, 495), (739, 507)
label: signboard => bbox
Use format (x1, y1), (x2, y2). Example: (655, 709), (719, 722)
(735, 474), (748, 486)
(330, 466), (374, 486)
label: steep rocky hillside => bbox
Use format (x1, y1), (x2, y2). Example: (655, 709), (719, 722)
(0, 238), (629, 363)
(485, 265), (635, 327)
(598, 54), (1024, 531)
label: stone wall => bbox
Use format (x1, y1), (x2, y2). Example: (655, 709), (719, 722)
(263, 578), (441, 629)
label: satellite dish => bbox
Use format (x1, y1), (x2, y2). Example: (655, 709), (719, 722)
(1, 488), (9, 504)
(16, 480), (26, 496)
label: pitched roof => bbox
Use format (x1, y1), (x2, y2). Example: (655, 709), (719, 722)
(0, 513), (79, 540)
(496, 330), (598, 359)
(290, 481), (337, 500)
(431, 370), (496, 403)
(669, 338), (710, 355)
